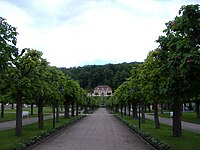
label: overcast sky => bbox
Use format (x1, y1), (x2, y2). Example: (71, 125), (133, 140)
(0, 0), (199, 67)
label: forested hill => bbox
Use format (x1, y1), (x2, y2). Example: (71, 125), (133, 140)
(60, 62), (140, 91)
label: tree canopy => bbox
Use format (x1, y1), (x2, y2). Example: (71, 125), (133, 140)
(60, 62), (139, 91)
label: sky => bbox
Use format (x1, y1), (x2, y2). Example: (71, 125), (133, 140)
(0, 0), (199, 67)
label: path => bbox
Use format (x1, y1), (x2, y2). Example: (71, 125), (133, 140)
(0, 115), (53, 131)
(30, 108), (154, 150)
(145, 114), (200, 133)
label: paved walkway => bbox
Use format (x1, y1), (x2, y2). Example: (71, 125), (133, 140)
(30, 108), (154, 150)
(145, 114), (200, 133)
(0, 115), (53, 131)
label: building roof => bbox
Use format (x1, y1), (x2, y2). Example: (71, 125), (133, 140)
(94, 85), (112, 90)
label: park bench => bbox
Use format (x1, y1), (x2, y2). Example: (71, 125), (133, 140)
(169, 112), (173, 118)
(22, 111), (29, 118)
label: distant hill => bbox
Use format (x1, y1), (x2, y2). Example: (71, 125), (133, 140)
(60, 62), (140, 91)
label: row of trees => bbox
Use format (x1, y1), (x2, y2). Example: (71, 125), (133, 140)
(106, 4), (200, 137)
(60, 62), (138, 91)
(0, 18), (99, 136)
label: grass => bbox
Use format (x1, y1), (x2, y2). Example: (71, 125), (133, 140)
(0, 111), (51, 123)
(157, 111), (200, 124)
(0, 113), (16, 123)
(117, 114), (200, 150)
(0, 107), (54, 123)
(0, 116), (81, 150)
(0, 113), (39, 123)
(4, 106), (53, 114)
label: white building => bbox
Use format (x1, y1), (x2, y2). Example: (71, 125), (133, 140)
(93, 85), (112, 97)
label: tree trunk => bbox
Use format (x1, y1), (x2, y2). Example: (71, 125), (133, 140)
(60, 105), (63, 112)
(15, 93), (22, 136)
(141, 99), (145, 123)
(112, 103), (114, 114)
(154, 100), (160, 129)
(195, 101), (200, 119)
(52, 103), (56, 128)
(128, 102), (131, 117)
(120, 103), (123, 118)
(64, 100), (69, 118)
(189, 102), (193, 110)
(115, 105), (119, 113)
(31, 103), (34, 115)
(124, 105), (127, 115)
(138, 101), (141, 129)
(11, 103), (14, 109)
(161, 103), (164, 114)
(38, 100), (44, 129)
(56, 104), (59, 122)
(173, 97), (182, 137)
(71, 101), (75, 117)
(76, 103), (78, 116)
(148, 103), (151, 113)
(145, 104), (147, 113)
(1, 102), (4, 118)
(132, 101), (138, 119)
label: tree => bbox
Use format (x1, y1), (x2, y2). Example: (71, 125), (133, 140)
(30, 63), (54, 129)
(156, 4), (200, 137)
(48, 67), (65, 125)
(0, 17), (18, 118)
(60, 62), (136, 91)
(11, 49), (47, 135)
(63, 78), (73, 118)
(139, 50), (163, 129)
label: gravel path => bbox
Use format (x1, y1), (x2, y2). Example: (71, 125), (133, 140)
(30, 108), (154, 150)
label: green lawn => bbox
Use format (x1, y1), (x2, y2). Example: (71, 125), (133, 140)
(0, 107), (54, 123)
(0, 113), (40, 123)
(118, 114), (200, 150)
(158, 111), (200, 124)
(0, 113), (16, 122)
(0, 116), (81, 150)
(4, 106), (53, 114)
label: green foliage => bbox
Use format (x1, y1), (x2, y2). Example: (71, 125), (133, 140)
(0, 17), (84, 136)
(0, 18), (19, 103)
(107, 63), (144, 107)
(0, 18), (18, 70)
(157, 4), (200, 98)
(60, 62), (138, 91)
(109, 4), (200, 137)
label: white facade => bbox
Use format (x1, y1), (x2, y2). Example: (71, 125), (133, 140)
(93, 85), (112, 97)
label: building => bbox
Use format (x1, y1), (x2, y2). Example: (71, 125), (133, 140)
(93, 85), (112, 97)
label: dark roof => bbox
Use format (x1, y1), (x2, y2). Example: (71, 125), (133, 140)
(94, 85), (112, 90)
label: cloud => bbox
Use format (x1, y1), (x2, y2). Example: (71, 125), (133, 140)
(0, 0), (198, 67)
